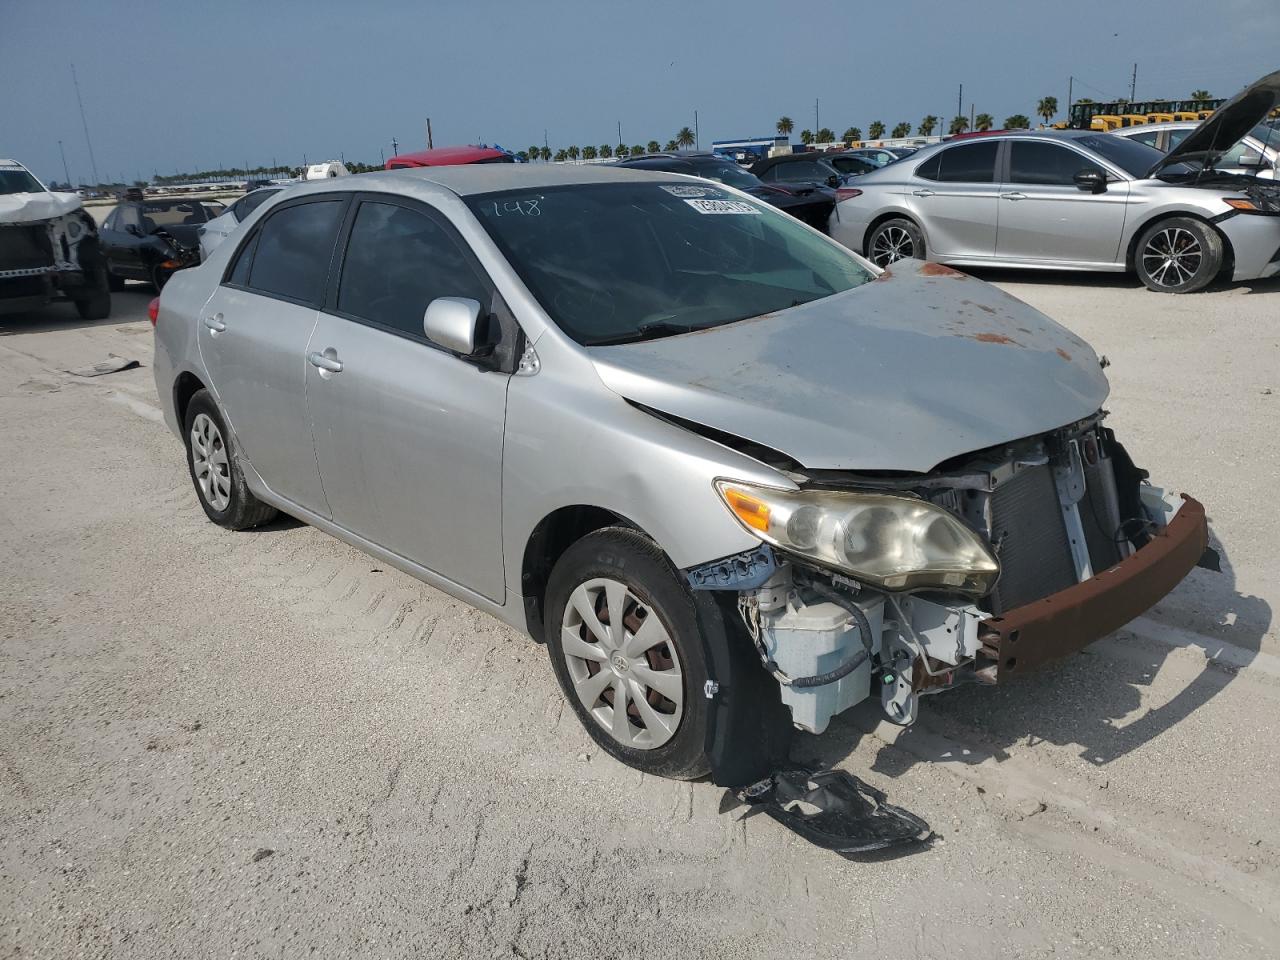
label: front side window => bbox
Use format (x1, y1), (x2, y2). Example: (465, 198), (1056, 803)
(935, 142), (999, 183)
(247, 199), (345, 304)
(466, 183), (873, 345)
(337, 200), (487, 339)
(1008, 141), (1104, 185)
(776, 160), (828, 181)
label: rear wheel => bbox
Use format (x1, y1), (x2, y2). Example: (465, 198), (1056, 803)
(545, 529), (712, 779)
(867, 217), (925, 267)
(1135, 217), (1222, 293)
(183, 389), (278, 530)
(107, 271), (125, 293)
(73, 267), (111, 320)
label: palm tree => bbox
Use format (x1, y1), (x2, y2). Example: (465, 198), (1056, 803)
(868, 120), (885, 139)
(554, 149), (567, 162)
(582, 145), (597, 160)
(949, 115), (969, 135)
(566, 145), (580, 161)
(646, 140), (660, 154)
(891, 121), (911, 138)
(1004, 114), (1031, 129)
(676, 126), (696, 150)
(1190, 89), (1211, 101)
(816, 127), (834, 143)
(842, 126), (861, 144)
(1036, 96), (1058, 126)
(664, 139), (678, 151)
(539, 146), (551, 162)
(777, 116), (794, 138)
(594, 144), (608, 158)
(630, 145), (644, 157)
(527, 145), (540, 163)
(975, 113), (994, 132)
(919, 115), (938, 137)
(1075, 98), (1094, 105)
(799, 129), (814, 145)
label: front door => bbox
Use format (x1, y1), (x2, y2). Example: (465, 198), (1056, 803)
(908, 140), (1001, 258)
(304, 196), (510, 601)
(197, 195), (349, 515)
(995, 139), (1130, 264)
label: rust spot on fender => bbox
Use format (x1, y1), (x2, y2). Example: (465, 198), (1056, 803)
(875, 266), (895, 281)
(960, 299), (997, 315)
(955, 331), (1021, 346)
(919, 261), (966, 278)
(1056, 348), (1072, 361)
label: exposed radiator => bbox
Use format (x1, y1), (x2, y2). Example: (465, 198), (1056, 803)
(0, 224), (54, 272)
(1080, 454), (1124, 573)
(987, 464), (1078, 614)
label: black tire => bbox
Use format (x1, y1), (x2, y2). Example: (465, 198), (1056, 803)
(1134, 216), (1222, 293)
(866, 217), (925, 267)
(151, 264), (172, 292)
(107, 271), (125, 293)
(183, 389), (278, 530)
(73, 268), (112, 321)
(545, 528), (713, 780)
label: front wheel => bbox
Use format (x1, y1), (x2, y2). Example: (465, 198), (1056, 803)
(73, 267), (112, 320)
(1135, 217), (1222, 293)
(152, 264), (173, 292)
(545, 528), (712, 779)
(867, 217), (925, 267)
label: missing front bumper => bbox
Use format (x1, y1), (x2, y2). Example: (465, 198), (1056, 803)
(977, 494), (1208, 681)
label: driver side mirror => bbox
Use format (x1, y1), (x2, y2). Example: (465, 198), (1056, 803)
(826, 174), (841, 188)
(423, 297), (483, 355)
(1073, 169), (1107, 194)
(125, 224), (142, 237)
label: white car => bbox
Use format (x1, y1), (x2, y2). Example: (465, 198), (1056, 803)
(198, 187), (282, 260)
(1112, 120), (1279, 180)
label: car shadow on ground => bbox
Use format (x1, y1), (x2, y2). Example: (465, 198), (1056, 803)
(803, 526), (1271, 776)
(0, 285), (156, 336)
(964, 265), (1280, 296)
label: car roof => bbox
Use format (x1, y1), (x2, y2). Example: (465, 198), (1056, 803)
(284, 164), (691, 199)
(386, 145), (510, 168)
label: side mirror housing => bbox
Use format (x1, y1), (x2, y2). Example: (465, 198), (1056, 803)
(423, 297), (483, 355)
(125, 223), (142, 237)
(1073, 169), (1107, 194)
(825, 174), (841, 188)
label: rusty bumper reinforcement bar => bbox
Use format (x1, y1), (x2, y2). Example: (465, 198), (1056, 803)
(979, 494), (1208, 682)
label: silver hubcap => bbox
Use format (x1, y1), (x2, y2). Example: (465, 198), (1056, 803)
(1142, 227), (1202, 288)
(560, 578), (684, 750)
(871, 225), (914, 266)
(190, 413), (231, 512)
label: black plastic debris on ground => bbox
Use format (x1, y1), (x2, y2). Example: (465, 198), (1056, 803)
(67, 356), (141, 378)
(731, 768), (932, 854)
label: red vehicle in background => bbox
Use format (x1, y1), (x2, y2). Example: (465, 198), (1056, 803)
(384, 145), (516, 169)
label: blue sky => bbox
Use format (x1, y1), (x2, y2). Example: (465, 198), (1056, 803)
(3, 0), (1278, 184)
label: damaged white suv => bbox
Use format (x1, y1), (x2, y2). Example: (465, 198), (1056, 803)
(1, 159), (110, 320)
(154, 165), (1212, 809)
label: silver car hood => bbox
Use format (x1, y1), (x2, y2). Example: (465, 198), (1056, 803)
(1150, 68), (1280, 176)
(589, 261), (1109, 473)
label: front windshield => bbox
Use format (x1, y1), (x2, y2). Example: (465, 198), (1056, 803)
(1077, 134), (1193, 177)
(467, 182), (873, 345)
(688, 160), (761, 189)
(0, 167), (46, 195)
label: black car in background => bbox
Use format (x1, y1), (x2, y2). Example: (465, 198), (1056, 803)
(98, 198), (224, 290)
(750, 151), (878, 188)
(616, 152), (836, 231)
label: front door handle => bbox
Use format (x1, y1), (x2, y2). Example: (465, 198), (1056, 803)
(911, 188), (935, 197)
(308, 350), (343, 374)
(202, 314), (226, 333)
(1000, 191), (1027, 201)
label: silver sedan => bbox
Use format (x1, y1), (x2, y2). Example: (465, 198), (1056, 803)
(828, 69), (1280, 293)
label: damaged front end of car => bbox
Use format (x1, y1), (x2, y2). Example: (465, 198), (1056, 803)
(688, 415), (1211, 741)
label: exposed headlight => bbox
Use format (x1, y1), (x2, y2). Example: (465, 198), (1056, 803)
(716, 480), (999, 595)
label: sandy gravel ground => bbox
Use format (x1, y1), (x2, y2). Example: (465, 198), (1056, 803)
(1, 269), (1277, 960)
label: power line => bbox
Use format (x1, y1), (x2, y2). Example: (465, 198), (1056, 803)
(70, 64), (99, 185)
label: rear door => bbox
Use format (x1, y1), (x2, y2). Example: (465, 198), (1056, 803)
(196, 194), (348, 515)
(908, 141), (1001, 258)
(995, 139), (1129, 264)
(304, 195), (510, 601)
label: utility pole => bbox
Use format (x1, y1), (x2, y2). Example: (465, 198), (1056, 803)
(814, 98), (819, 135)
(970, 103), (975, 131)
(391, 138), (398, 157)
(57, 140), (71, 187)
(1067, 75), (1074, 111)
(70, 64), (100, 186)
(694, 111), (699, 149)
(1130, 63), (1137, 101)
(617, 120), (623, 151)
(426, 118), (433, 150)
(957, 83), (963, 121)
(379, 147), (385, 166)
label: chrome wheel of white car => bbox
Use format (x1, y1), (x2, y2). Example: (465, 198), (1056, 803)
(560, 576), (684, 750)
(867, 217), (925, 267)
(190, 413), (231, 512)
(1134, 217), (1222, 294)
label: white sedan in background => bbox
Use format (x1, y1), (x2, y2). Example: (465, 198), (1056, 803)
(198, 187), (282, 260)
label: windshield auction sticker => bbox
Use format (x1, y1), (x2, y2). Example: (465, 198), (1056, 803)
(660, 184), (718, 198)
(683, 198), (761, 215)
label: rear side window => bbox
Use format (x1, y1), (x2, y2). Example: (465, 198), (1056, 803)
(1008, 141), (1104, 185)
(226, 235), (255, 286)
(775, 159), (827, 181)
(247, 199), (345, 304)
(336, 200), (487, 339)
(935, 142), (999, 182)
(238, 189), (278, 221)
(1126, 129), (1163, 149)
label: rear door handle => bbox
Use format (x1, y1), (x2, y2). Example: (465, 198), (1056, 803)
(202, 314), (226, 333)
(911, 188), (935, 197)
(1000, 192), (1027, 201)
(308, 351), (343, 373)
